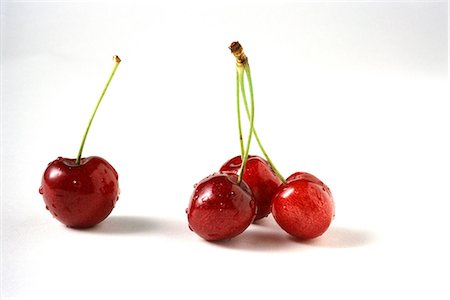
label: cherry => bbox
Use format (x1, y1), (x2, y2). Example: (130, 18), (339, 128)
(186, 43), (257, 241)
(39, 56), (121, 228)
(220, 155), (282, 220)
(272, 173), (334, 240)
(228, 42), (335, 240)
(39, 156), (119, 228)
(186, 173), (256, 241)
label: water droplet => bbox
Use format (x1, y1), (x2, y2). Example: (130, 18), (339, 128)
(219, 208), (223, 212)
(185, 208), (188, 214)
(193, 183), (198, 189)
(57, 156), (63, 161)
(116, 196), (119, 202)
(322, 187), (326, 192)
(219, 202), (224, 206)
(54, 213), (58, 217)
(73, 180), (81, 188)
(230, 191), (235, 196)
(282, 205), (287, 210)
(38, 186), (43, 195)
(45, 205), (49, 210)
(52, 203), (56, 208)
(188, 224), (193, 231)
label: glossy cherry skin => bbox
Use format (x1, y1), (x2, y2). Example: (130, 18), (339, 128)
(220, 155), (282, 220)
(286, 172), (332, 197)
(39, 156), (119, 228)
(272, 173), (334, 240)
(186, 173), (256, 241)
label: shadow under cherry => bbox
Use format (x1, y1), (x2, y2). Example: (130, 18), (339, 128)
(300, 226), (376, 248)
(86, 216), (160, 235)
(209, 218), (300, 252)
(210, 217), (376, 251)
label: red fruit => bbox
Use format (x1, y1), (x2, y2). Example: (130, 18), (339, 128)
(39, 156), (119, 228)
(272, 173), (334, 240)
(220, 155), (282, 220)
(186, 173), (256, 241)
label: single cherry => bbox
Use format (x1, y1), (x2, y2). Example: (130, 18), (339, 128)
(39, 56), (121, 228)
(272, 173), (334, 240)
(40, 156), (119, 228)
(186, 43), (258, 241)
(187, 173), (256, 241)
(220, 155), (282, 220)
(228, 42), (335, 240)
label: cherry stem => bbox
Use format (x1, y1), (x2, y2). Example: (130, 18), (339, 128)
(76, 56), (121, 165)
(237, 66), (255, 184)
(240, 65), (286, 184)
(230, 42), (254, 184)
(230, 41), (286, 184)
(236, 69), (245, 163)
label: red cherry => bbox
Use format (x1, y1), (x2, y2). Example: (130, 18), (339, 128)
(39, 156), (119, 228)
(187, 173), (256, 241)
(220, 155), (282, 220)
(39, 56), (121, 228)
(272, 174), (334, 240)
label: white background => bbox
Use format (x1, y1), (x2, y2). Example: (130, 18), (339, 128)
(1, 1), (449, 299)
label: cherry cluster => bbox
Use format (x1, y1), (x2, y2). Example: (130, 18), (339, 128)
(38, 46), (334, 241)
(186, 42), (335, 241)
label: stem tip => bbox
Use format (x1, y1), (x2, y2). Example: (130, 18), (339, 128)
(229, 41), (247, 67)
(113, 55), (121, 63)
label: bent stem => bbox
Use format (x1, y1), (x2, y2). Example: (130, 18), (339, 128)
(240, 65), (286, 184)
(76, 55), (121, 165)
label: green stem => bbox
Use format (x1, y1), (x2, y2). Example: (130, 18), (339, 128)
(76, 56), (121, 165)
(240, 65), (286, 184)
(236, 69), (245, 163)
(237, 66), (254, 184)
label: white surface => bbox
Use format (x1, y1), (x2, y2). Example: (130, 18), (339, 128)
(1, 1), (449, 299)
